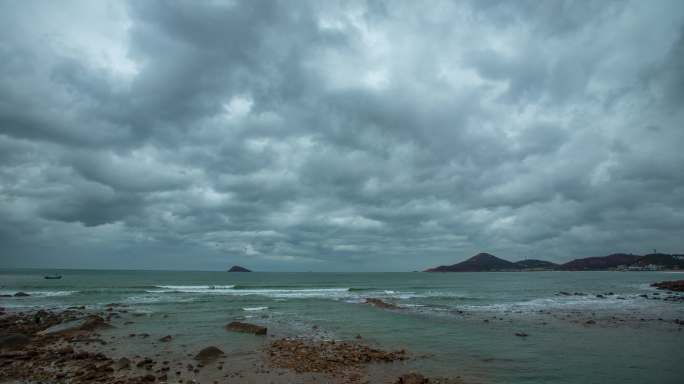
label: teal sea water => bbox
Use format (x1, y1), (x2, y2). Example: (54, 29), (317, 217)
(1, 269), (683, 383)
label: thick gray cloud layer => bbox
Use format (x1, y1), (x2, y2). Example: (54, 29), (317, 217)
(1, 0), (683, 271)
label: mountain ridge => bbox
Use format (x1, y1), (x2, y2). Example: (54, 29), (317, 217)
(514, 259), (559, 269)
(559, 253), (640, 271)
(425, 252), (682, 272)
(425, 253), (517, 272)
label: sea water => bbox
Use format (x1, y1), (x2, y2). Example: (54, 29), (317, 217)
(1, 269), (683, 383)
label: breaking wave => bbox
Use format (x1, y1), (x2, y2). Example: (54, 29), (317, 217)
(0, 290), (76, 297)
(460, 295), (644, 313)
(151, 285), (236, 293)
(148, 285), (352, 298)
(243, 306), (268, 311)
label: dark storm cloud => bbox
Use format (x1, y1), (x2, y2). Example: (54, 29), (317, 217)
(1, 0), (683, 271)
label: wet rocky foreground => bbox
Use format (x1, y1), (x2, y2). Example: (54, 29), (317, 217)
(2, 283), (682, 383)
(0, 306), (453, 384)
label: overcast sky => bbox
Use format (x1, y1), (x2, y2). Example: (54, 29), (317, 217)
(1, 0), (683, 271)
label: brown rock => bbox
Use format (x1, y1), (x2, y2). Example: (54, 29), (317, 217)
(396, 373), (430, 384)
(267, 338), (407, 375)
(365, 298), (400, 309)
(58, 346), (74, 355)
(194, 346), (224, 363)
(137, 357), (154, 368)
(116, 357), (131, 369)
(651, 280), (684, 292)
(80, 315), (109, 331)
(0, 333), (30, 350)
(159, 335), (173, 342)
(225, 321), (267, 335)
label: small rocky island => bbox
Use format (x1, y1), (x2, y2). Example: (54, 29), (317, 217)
(227, 265), (251, 272)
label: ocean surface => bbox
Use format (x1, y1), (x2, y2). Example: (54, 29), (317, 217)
(1, 269), (683, 383)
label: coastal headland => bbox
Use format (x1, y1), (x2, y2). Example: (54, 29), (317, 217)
(424, 252), (684, 272)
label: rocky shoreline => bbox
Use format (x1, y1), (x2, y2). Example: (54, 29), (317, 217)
(0, 308), (453, 384)
(651, 279), (684, 292)
(2, 279), (683, 383)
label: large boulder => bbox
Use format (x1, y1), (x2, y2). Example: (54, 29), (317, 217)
(0, 333), (30, 350)
(225, 321), (267, 335)
(194, 346), (224, 363)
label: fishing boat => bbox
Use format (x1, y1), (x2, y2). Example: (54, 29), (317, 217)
(44, 274), (62, 279)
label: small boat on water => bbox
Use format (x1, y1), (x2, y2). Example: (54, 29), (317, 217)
(44, 275), (62, 279)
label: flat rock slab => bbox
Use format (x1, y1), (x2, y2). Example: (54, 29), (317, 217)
(365, 298), (400, 309)
(396, 373), (430, 384)
(0, 334), (30, 350)
(37, 315), (109, 336)
(225, 321), (267, 335)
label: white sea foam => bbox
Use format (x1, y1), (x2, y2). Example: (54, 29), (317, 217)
(462, 295), (641, 313)
(230, 288), (351, 298)
(145, 285), (472, 302)
(151, 285), (351, 298)
(378, 290), (476, 300)
(0, 290), (76, 297)
(124, 295), (164, 304)
(157, 285), (236, 289)
(243, 306), (268, 311)
(345, 298), (365, 304)
(123, 294), (195, 305)
(37, 291), (77, 297)
(154, 285), (236, 293)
